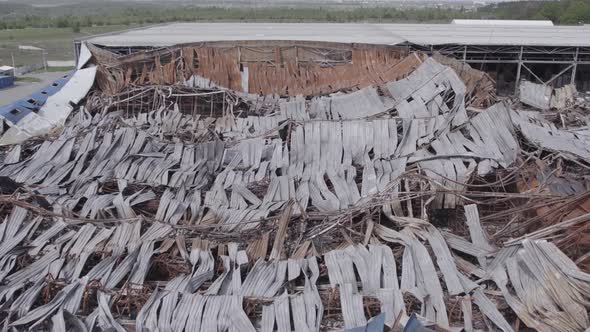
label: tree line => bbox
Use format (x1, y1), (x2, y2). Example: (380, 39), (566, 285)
(0, 1), (589, 31)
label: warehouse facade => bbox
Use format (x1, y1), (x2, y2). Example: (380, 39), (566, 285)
(77, 22), (590, 95)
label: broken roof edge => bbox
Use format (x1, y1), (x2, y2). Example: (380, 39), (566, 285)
(80, 22), (409, 48)
(90, 38), (412, 52)
(85, 38), (410, 52)
(81, 22), (590, 49)
(74, 22), (173, 45)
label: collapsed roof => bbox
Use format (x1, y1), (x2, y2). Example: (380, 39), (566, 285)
(0, 41), (588, 331)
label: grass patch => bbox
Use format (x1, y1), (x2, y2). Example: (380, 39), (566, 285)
(32, 66), (75, 74)
(16, 76), (42, 83)
(46, 66), (75, 72)
(0, 25), (136, 67)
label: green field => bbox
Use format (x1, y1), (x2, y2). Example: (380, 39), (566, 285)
(0, 25), (133, 67)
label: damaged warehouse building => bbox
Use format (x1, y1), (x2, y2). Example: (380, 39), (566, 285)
(0, 22), (589, 331)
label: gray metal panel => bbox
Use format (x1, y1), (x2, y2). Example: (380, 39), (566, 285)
(378, 24), (590, 47)
(86, 23), (406, 47)
(85, 22), (590, 48)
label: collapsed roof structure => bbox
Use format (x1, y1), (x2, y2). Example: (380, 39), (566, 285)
(78, 22), (590, 96)
(0, 34), (589, 332)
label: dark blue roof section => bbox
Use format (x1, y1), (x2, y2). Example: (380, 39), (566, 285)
(0, 75), (14, 90)
(0, 71), (74, 125)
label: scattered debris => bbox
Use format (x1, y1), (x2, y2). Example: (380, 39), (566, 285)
(519, 80), (577, 111)
(0, 41), (588, 331)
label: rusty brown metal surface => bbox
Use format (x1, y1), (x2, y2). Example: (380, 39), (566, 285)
(90, 42), (498, 106)
(516, 165), (590, 271)
(91, 42), (429, 97)
(246, 47), (422, 95)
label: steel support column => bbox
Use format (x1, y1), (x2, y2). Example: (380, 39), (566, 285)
(514, 46), (523, 95)
(572, 47), (579, 85)
(522, 63), (546, 85)
(462, 45), (467, 64)
(545, 64), (575, 86)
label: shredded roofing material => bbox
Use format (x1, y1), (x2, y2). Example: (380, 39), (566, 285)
(0, 41), (588, 331)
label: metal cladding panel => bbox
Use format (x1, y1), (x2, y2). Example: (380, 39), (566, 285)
(0, 75), (14, 89)
(519, 81), (552, 110)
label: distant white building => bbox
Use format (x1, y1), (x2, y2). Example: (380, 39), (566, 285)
(0, 65), (15, 77)
(18, 45), (45, 51)
(451, 19), (554, 26)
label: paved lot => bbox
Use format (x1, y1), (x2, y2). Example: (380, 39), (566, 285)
(0, 71), (71, 106)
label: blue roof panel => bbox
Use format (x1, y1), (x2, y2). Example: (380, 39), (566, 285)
(0, 71), (73, 125)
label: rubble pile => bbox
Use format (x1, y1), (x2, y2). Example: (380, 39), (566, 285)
(0, 43), (588, 331)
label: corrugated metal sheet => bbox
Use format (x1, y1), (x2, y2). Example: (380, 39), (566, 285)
(519, 81), (552, 110)
(519, 81), (577, 111)
(0, 54), (588, 331)
(85, 22), (590, 48)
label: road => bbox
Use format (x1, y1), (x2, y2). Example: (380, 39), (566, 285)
(0, 70), (71, 106)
